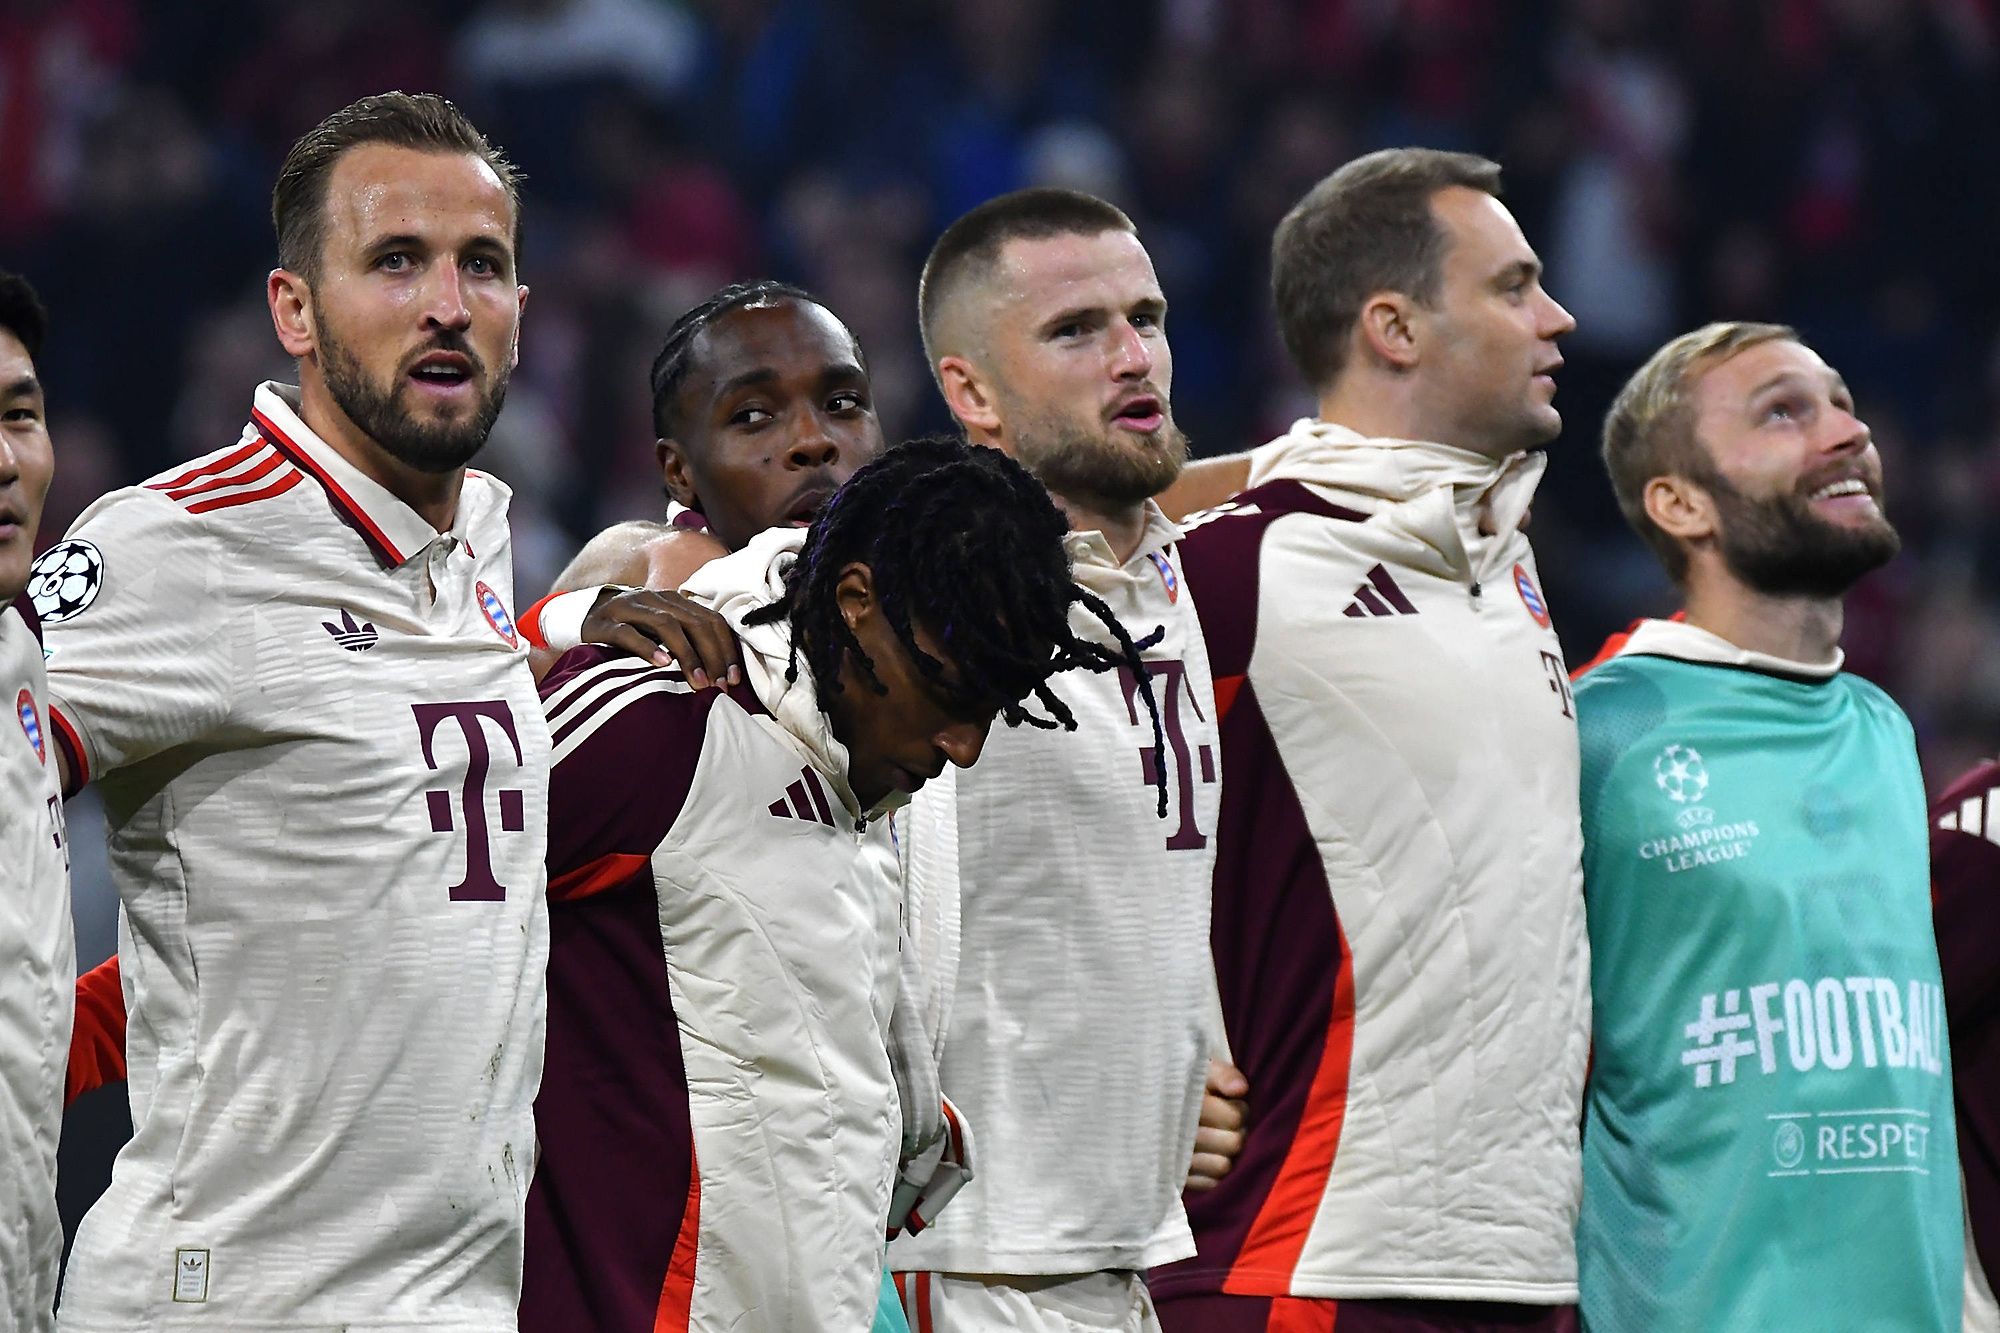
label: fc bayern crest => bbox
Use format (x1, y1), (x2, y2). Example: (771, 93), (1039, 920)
(1514, 563), (1550, 628)
(1147, 552), (1180, 604)
(17, 688), (44, 764)
(476, 581), (519, 647)
(27, 539), (104, 624)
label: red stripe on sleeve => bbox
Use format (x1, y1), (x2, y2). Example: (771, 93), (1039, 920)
(548, 852), (651, 904)
(66, 955), (127, 1106)
(519, 591), (561, 651)
(183, 468), (305, 515)
(1225, 922), (1356, 1294)
(652, 1149), (701, 1332)
(148, 441), (262, 493)
(48, 704), (88, 794)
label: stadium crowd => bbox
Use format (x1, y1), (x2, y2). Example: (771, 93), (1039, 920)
(4, 3), (2000, 1331)
(6, 0), (2000, 777)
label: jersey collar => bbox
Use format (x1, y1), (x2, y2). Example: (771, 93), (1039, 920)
(1617, 617), (1844, 681)
(248, 382), (449, 569)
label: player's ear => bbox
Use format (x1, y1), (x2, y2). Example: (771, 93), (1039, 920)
(1357, 292), (1419, 372)
(1644, 474), (1718, 544)
(834, 561), (879, 634)
(268, 269), (316, 359)
(656, 437), (701, 510)
(936, 356), (1002, 438)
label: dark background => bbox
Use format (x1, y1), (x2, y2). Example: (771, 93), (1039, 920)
(8, 0), (2000, 1249)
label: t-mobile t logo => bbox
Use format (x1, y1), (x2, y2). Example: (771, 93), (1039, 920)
(412, 700), (526, 901)
(1121, 659), (1214, 851)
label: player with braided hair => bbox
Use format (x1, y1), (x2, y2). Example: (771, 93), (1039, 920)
(524, 436), (1144, 1333)
(747, 434), (1168, 792)
(886, 189), (1228, 1333)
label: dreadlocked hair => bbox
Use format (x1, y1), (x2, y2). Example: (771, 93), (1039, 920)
(649, 278), (828, 438)
(743, 435), (1173, 816)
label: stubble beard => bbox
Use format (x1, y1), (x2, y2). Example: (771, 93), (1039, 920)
(316, 313), (509, 475)
(1702, 465), (1901, 599)
(1001, 391), (1189, 509)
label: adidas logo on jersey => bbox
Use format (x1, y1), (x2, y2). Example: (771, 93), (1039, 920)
(769, 766), (837, 827)
(321, 609), (379, 652)
(1341, 564), (1418, 618)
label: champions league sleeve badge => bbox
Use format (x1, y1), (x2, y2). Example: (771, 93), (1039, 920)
(1147, 552), (1180, 603)
(477, 581), (520, 648)
(28, 539), (105, 624)
(1514, 563), (1551, 628)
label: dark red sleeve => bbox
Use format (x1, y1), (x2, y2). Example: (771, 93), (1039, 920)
(66, 955), (127, 1106)
(525, 646), (733, 1332)
(539, 646), (746, 900)
(1159, 486), (1362, 1301)
(1932, 760), (2000, 1289)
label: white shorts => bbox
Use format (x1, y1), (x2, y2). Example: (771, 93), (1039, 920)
(892, 1271), (1162, 1333)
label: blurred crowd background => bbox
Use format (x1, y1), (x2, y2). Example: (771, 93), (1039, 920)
(12, 0), (2000, 1253)
(9, 0), (2000, 773)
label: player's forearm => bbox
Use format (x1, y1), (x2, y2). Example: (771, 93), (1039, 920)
(1157, 454), (1252, 522)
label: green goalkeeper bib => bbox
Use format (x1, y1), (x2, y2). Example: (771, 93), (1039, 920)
(1575, 638), (1960, 1332)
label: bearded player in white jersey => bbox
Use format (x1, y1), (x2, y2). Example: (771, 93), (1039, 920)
(885, 187), (1228, 1333)
(0, 268), (70, 1333)
(35, 94), (732, 1330)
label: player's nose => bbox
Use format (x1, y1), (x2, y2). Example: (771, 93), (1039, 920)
(936, 719), (990, 770)
(0, 431), (20, 485)
(785, 414), (841, 469)
(1110, 318), (1154, 379)
(421, 266), (473, 331)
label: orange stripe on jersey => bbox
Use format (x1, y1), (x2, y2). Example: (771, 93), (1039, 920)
(1570, 610), (1686, 681)
(1214, 674), (1245, 722)
(161, 446), (283, 499)
(1225, 921), (1356, 1294)
(1270, 1296), (1337, 1333)
(183, 468), (305, 515)
(149, 440), (262, 493)
(915, 1272), (936, 1333)
(653, 1151), (700, 1332)
(549, 852), (651, 903)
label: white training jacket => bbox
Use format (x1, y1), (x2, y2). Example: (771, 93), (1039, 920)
(1157, 419), (1589, 1305)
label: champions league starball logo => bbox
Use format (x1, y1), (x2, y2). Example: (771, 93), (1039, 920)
(27, 539), (104, 624)
(1653, 744), (1709, 805)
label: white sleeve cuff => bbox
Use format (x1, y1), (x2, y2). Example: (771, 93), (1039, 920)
(537, 587), (603, 653)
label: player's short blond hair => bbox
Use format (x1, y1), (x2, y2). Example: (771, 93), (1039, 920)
(1601, 321), (1798, 584)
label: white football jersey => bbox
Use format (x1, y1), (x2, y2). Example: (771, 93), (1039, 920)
(888, 503), (1218, 1276)
(41, 383), (550, 1331)
(0, 597), (72, 1333)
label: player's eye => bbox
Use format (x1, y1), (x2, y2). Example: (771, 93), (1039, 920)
(1, 406), (39, 423)
(379, 252), (413, 273)
(465, 255), (496, 277)
(828, 391), (867, 414)
(730, 405), (773, 427)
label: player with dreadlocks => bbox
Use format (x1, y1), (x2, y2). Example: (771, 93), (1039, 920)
(887, 189), (1230, 1333)
(524, 435), (1157, 1333)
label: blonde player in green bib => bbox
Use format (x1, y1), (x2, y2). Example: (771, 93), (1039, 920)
(1574, 322), (1968, 1331)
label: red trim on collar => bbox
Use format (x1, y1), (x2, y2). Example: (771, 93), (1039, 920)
(250, 407), (407, 567)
